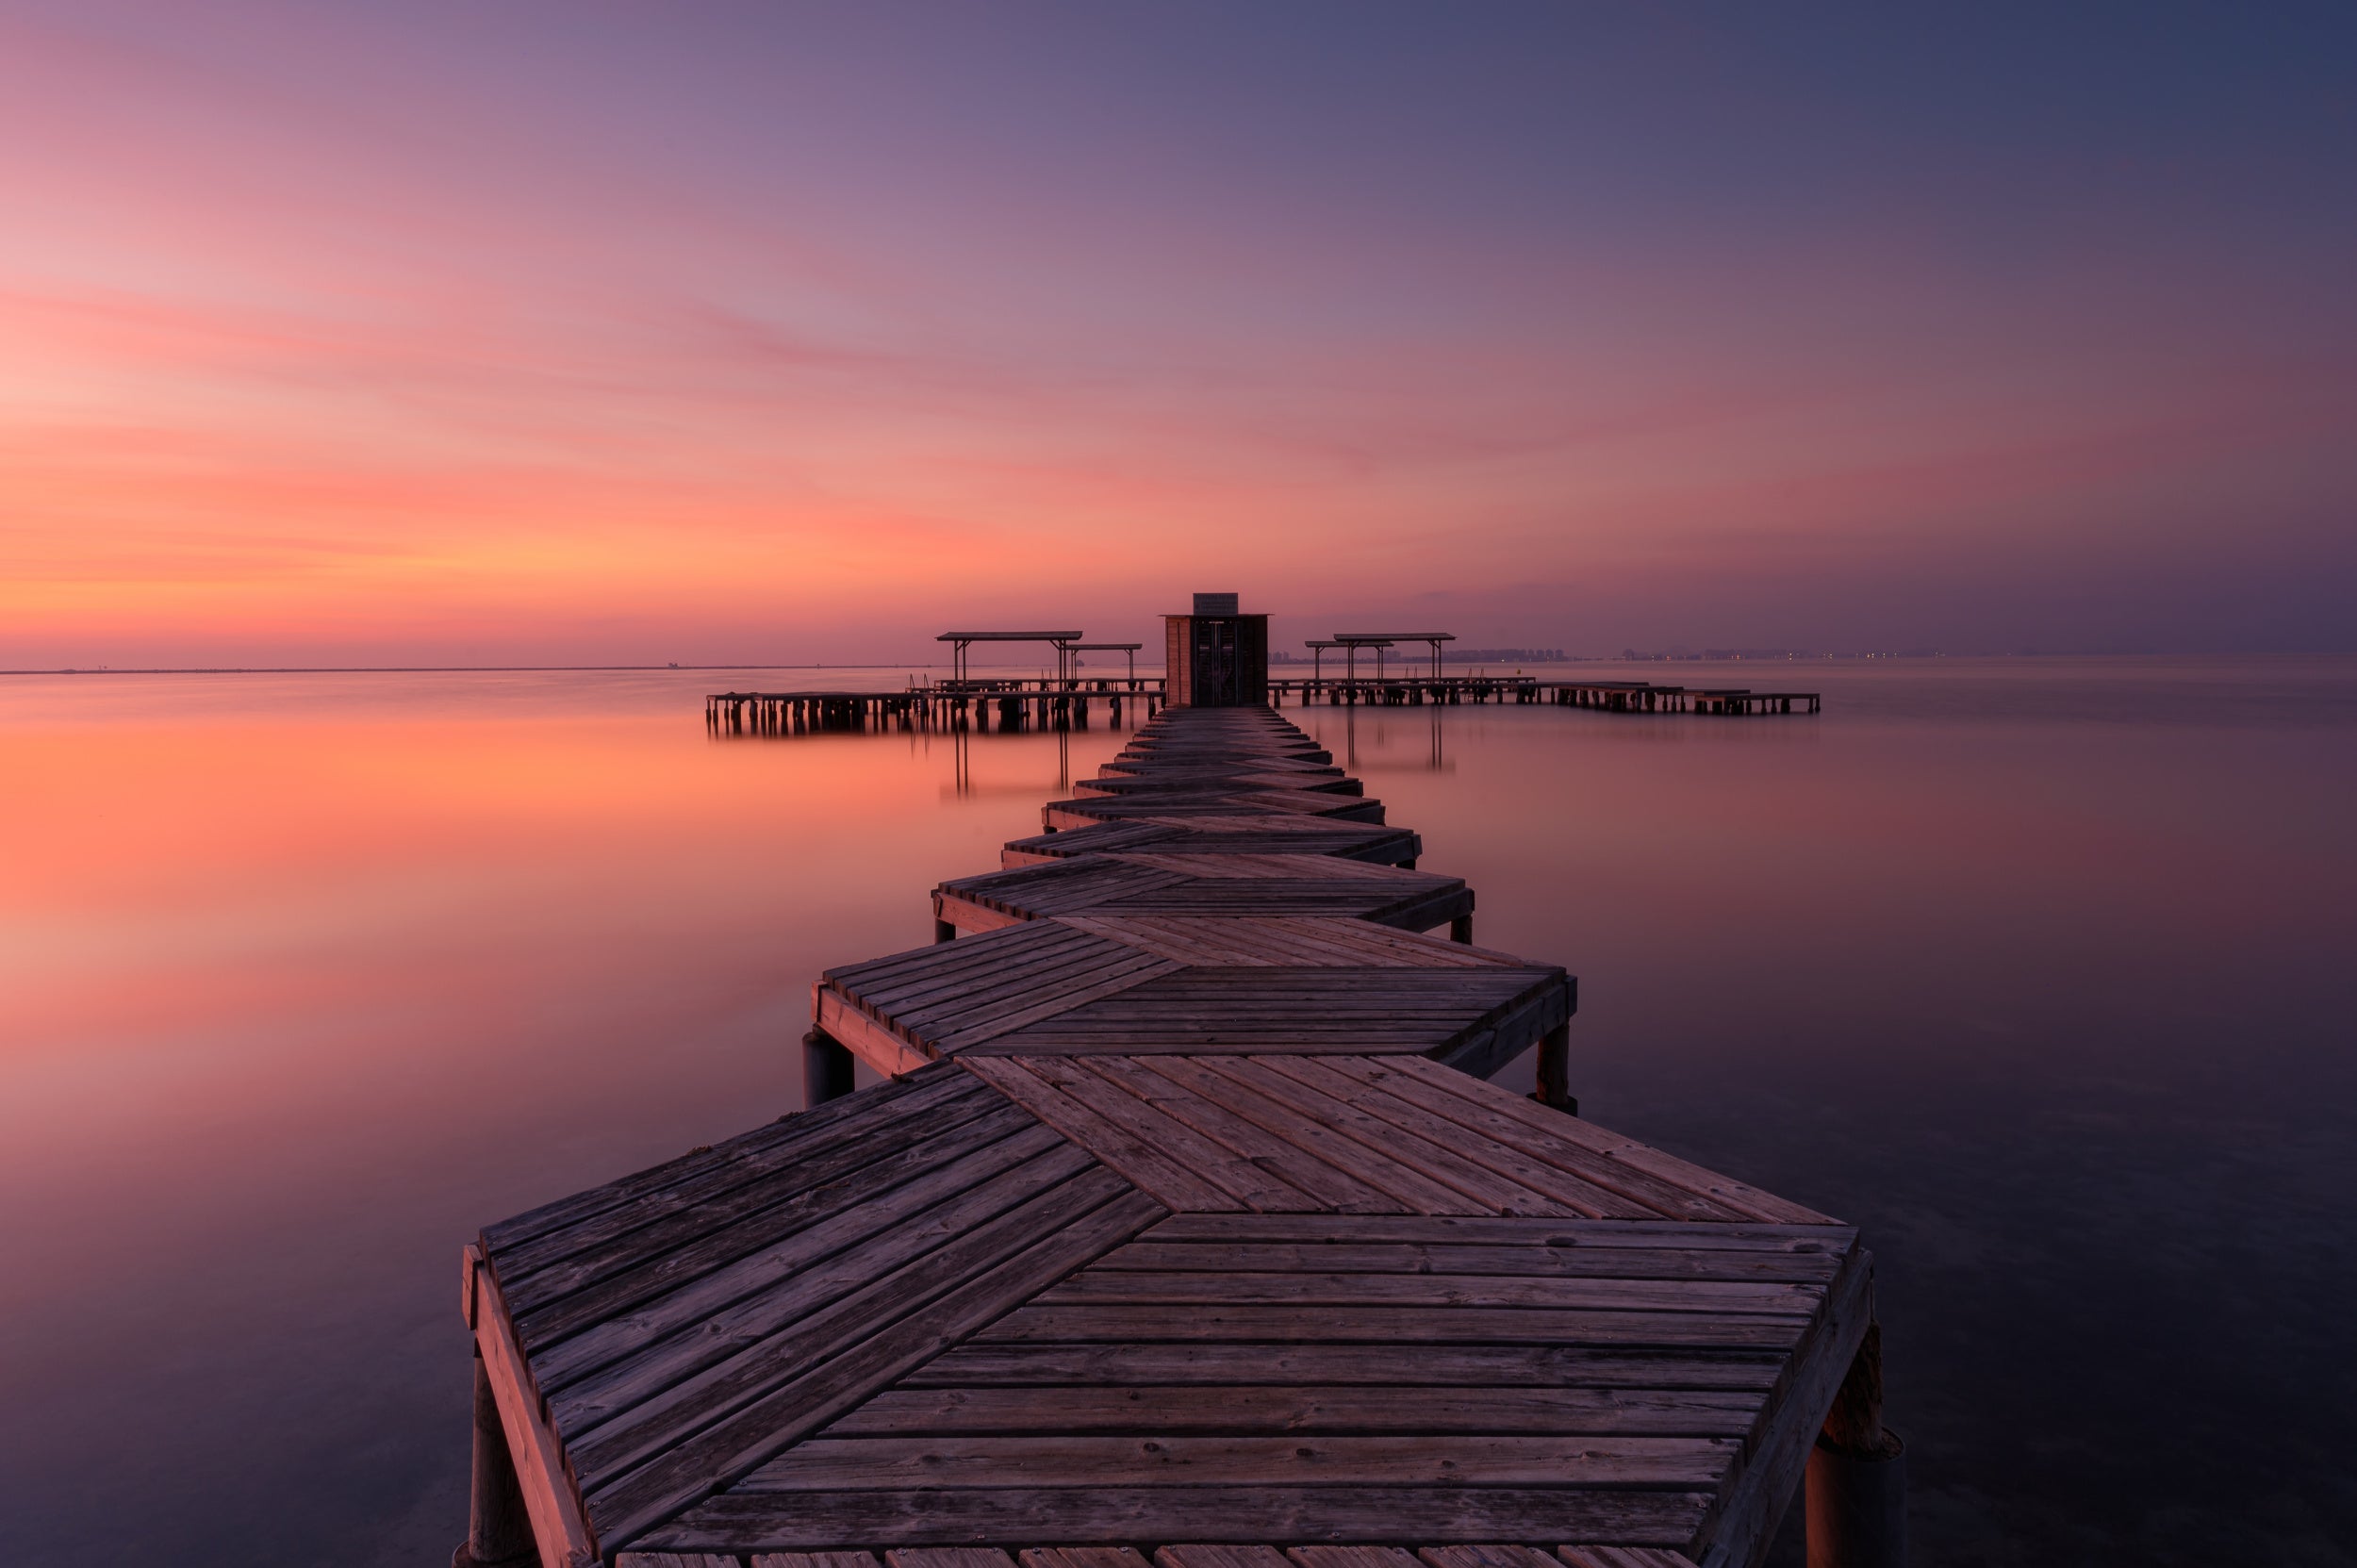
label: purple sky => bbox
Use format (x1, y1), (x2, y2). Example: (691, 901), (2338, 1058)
(4, 2), (2353, 662)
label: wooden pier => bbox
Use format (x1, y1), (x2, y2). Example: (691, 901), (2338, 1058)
(1267, 679), (1819, 715)
(708, 680), (1166, 737)
(460, 701), (1894, 1568)
(704, 669), (1816, 741)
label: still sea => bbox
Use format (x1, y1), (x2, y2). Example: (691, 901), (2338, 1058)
(2, 656), (2352, 1566)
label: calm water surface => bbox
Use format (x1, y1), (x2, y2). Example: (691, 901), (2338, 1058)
(3, 658), (2353, 1566)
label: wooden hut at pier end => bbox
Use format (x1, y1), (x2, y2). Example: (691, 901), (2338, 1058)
(1163, 591), (1270, 708)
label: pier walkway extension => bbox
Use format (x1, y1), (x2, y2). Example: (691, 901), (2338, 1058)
(457, 707), (1886, 1568)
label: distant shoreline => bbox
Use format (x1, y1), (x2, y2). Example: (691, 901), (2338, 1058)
(6, 651), (2344, 678)
(0, 663), (948, 677)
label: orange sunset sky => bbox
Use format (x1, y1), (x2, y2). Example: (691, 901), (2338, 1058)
(5, 4), (2354, 667)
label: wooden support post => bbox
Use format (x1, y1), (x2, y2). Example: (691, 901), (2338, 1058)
(1807, 1320), (1906, 1568)
(801, 1028), (857, 1107)
(1532, 1020), (1574, 1115)
(1449, 914), (1475, 944)
(454, 1349), (537, 1568)
(934, 918), (958, 944)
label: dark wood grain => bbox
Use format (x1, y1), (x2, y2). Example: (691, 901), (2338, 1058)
(737, 1433), (1735, 1491)
(823, 1386), (1762, 1438)
(642, 1486), (1712, 1552)
(902, 1342), (1788, 1392)
(586, 1188), (1168, 1550)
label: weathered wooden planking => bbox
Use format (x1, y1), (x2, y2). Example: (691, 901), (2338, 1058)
(857, 946), (1176, 1036)
(1092, 1239), (1846, 1283)
(904, 1342), (1789, 1392)
(967, 968), (1571, 1062)
(1100, 755), (1341, 778)
(1137, 1214), (1856, 1251)
(642, 1486), (1714, 1552)
(824, 1385), (1765, 1438)
(936, 856), (1470, 937)
(1063, 1054), (1412, 1214)
(1031, 1270), (1823, 1317)
(1157, 1549), (1292, 1568)
(961, 1058), (1254, 1214)
(1023, 1550), (1154, 1568)
(505, 1098), (1025, 1340)
(542, 1137), (1096, 1432)
(1078, 1055), (1496, 1216)
(985, 1056), (1330, 1213)
(1021, 1549), (1152, 1568)
(484, 1065), (954, 1256)
(1419, 1549), (1560, 1568)
(815, 922), (1185, 1067)
(570, 1167), (1149, 1492)
(1075, 772), (1363, 799)
(532, 1119), (1077, 1395)
(1289, 1552), (1422, 1568)
(968, 1301), (1812, 1351)
(1376, 1057), (1838, 1226)
(585, 1186), (1169, 1549)
(1684, 1243), (1874, 1568)
(1000, 818), (1419, 870)
(1220, 1056), (1606, 1219)
(464, 699), (1878, 1567)
(1043, 791), (1388, 832)
(488, 1066), (981, 1270)
(1305, 1059), (1749, 1224)
(738, 1433), (1737, 1491)
(508, 1094), (1037, 1347)
(825, 923), (1139, 1015)
(935, 859), (1195, 927)
(1111, 854), (1407, 883)
(1179, 1055), (1595, 1218)
(1054, 916), (1512, 970)
(966, 1054), (1414, 1215)
(1558, 1548), (1703, 1568)
(464, 1245), (601, 1568)
(826, 936), (1566, 1069)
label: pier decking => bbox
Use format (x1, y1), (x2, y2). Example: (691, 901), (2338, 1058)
(1000, 817), (1421, 870)
(1043, 792), (1391, 831)
(461, 701), (1887, 1568)
(931, 855), (1473, 941)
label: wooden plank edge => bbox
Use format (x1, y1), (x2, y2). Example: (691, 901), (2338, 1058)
(466, 1242), (600, 1568)
(815, 985), (935, 1077)
(937, 892), (1032, 936)
(1685, 1242), (1875, 1568)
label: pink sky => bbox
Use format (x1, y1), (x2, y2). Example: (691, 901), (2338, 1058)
(5, 4), (2353, 664)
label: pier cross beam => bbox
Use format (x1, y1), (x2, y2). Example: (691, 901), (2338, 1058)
(1334, 631), (1457, 681)
(1329, 635), (1393, 684)
(937, 630), (1087, 689)
(1067, 641), (1145, 690)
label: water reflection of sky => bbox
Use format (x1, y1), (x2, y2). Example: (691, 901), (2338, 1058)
(1, 657), (2351, 1565)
